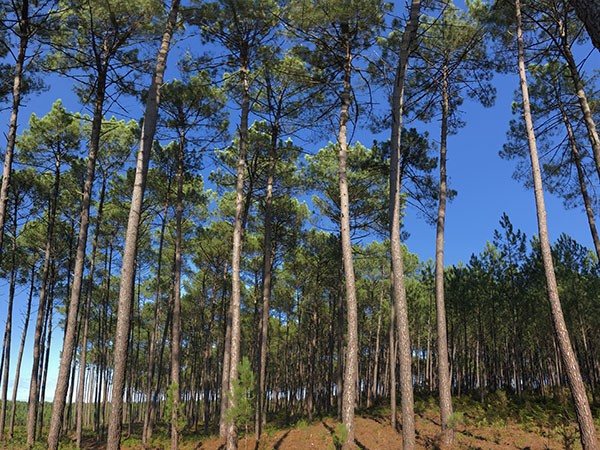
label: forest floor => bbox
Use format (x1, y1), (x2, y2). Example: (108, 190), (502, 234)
(171, 410), (580, 450)
(7, 393), (597, 449)
(114, 394), (594, 450)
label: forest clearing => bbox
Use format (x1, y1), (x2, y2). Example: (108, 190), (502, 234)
(1, 0), (600, 449)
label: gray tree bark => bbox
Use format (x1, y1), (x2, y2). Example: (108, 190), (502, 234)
(435, 62), (453, 447)
(338, 23), (359, 450)
(569, 0), (600, 51)
(47, 65), (107, 450)
(105, 1), (180, 447)
(225, 40), (250, 450)
(515, 1), (598, 448)
(388, 1), (421, 448)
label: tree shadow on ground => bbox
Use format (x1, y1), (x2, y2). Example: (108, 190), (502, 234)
(321, 420), (369, 450)
(271, 429), (290, 449)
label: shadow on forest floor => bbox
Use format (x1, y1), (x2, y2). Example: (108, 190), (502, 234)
(321, 420), (369, 450)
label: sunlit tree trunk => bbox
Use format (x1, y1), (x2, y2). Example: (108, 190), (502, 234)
(388, 1), (420, 448)
(224, 38), (250, 450)
(515, 1), (598, 448)
(0, 0), (29, 264)
(256, 124), (277, 441)
(26, 159), (60, 448)
(9, 264), (34, 438)
(170, 132), (185, 450)
(142, 178), (171, 447)
(555, 93), (600, 261)
(0, 191), (20, 439)
(338, 22), (359, 450)
(435, 61), (453, 446)
(105, 1), (180, 447)
(47, 64), (107, 450)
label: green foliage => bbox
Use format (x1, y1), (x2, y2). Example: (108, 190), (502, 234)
(226, 356), (256, 433)
(332, 422), (348, 449)
(448, 411), (465, 429)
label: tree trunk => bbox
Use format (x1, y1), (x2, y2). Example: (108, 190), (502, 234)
(76, 173), (107, 448)
(26, 159), (60, 448)
(515, 1), (598, 448)
(554, 88), (600, 261)
(38, 288), (54, 440)
(557, 19), (600, 183)
(389, 294), (396, 430)
(0, 191), (20, 439)
(142, 175), (172, 447)
(0, 0), (29, 264)
(435, 61), (453, 446)
(338, 24), (359, 450)
(170, 132), (185, 450)
(255, 123), (278, 441)
(9, 264), (34, 438)
(105, 1), (180, 447)
(388, 1), (421, 448)
(224, 39), (250, 450)
(568, 0), (600, 51)
(47, 64), (107, 450)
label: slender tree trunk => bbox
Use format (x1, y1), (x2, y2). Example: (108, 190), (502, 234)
(76, 173), (107, 448)
(142, 178), (171, 447)
(220, 289), (232, 438)
(0, 0), (29, 264)
(338, 25), (359, 450)
(369, 284), (384, 407)
(569, 0), (600, 51)
(256, 123), (278, 441)
(106, 2), (180, 447)
(556, 20), (600, 182)
(388, 1), (420, 448)
(47, 65), (107, 450)
(515, 2), (598, 448)
(0, 192), (19, 439)
(27, 160), (60, 448)
(225, 40), (250, 450)
(38, 289), (54, 440)
(10, 264), (34, 438)
(555, 92), (600, 260)
(435, 61), (453, 446)
(389, 294), (397, 430)
(170, 132), (185, 450)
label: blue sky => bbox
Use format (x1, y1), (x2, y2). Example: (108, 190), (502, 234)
(404, 68), (597, 267)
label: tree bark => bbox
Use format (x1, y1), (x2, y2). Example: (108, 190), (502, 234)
(26, 158), (60, 448)
(47, 64), (107, 450)
(9, 264), (34, 438)
(0, 0), (29, 265)
(568, 0), (600, 51)
(388, 1), (421, 448)
(105, 1), (180, 447)
(224, 39), (250, 450)
(256, 124), (277, 441)
(76, 173), (107, 448)
(557, 21), (600, 185)
(515, 1), (598, 448)
(338, 23), (359, 450)
(142, 176), (172, 447)
(0, 190), (19, 439)
(170, 131), (185, 450)
(435, 61), (453, 447)
(555, 92), (600, 261)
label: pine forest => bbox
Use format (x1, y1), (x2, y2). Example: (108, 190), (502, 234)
(1, 0), (600, 449)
